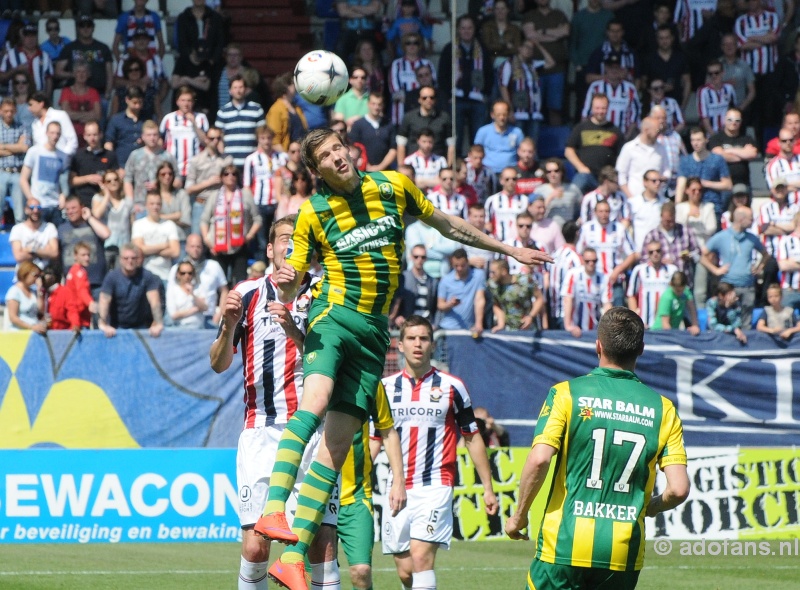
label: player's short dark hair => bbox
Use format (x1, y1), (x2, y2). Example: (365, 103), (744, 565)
(468, 203), (484, 213)
(269, 214), (296, 245)
(670, 271), (688, 288)
(597, 307), (645, 365)
(400, 314), (434, 340)
(661, 200), (675, 216)
(689, 126), (706, 137)
(417, 127), (435, 140)
(64, 194), (81, 205)
(599, 165), (617, 183)
(271, 72), (294, 99)
(177, 85), (196, 100)
(562, 220), (579, 243)
(490, 258), (510, 273)
(126, 86), (145, 100)
(301, 127), (339, 172)
(516, 210), (533, 221)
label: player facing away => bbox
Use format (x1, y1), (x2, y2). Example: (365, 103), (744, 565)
(209, 215), (341, 590)
(337, 382), (406, 590)
(505, 307), (690, 590)
(382, 315), (498, 590)
(254, 127), (552, 590)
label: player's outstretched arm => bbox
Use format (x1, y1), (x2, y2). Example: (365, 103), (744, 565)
(210, 290), (243, 373)
(378, 426), (407, 516)
(463, 432), (498, 516)
(505, 443), (557, 540)
(646, 464), (690, 517)
(423, 208), (553, 266)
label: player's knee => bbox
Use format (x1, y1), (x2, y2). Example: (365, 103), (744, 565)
(308, 524), (337, 562)
(349, 564), (372, 588)
(241, 530), (270, 562)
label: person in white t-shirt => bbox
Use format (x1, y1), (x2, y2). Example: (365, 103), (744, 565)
(167, 233), (228, 327)
(131, 191), (180, 282)
(166, 259), (208, 328)
(9, 200), (60, 270)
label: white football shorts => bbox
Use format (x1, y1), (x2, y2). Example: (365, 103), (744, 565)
(382, 485), (454, 554)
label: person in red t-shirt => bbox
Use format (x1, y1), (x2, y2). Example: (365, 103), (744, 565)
(59, 61), (102, 147)
(765, 111), (800, 156)
(64, 242), (98, 332)
(42, 265), (70, 330)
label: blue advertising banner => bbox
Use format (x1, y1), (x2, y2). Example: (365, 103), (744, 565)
(445, 331), (800, 447)
(0, 450), (240, 544)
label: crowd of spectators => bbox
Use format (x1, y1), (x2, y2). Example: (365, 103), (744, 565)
(4, 0), (800, 343)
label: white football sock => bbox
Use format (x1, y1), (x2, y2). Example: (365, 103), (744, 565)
(412, 569), (436, 590)
(238, 557), (269, 590)
(311, 560), (341, 589)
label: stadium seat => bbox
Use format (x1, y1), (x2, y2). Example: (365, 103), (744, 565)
(0, 267), (14, 305)
(121, 0), (135, 11)
(93, 19), (118, 50)
(38, 19), (76, 43)
(537, 126), (571, 159)
(432, 22), (452, 52)
(0, 231), (13, 266)
(751, 307), (764, 328)
(162, 52), (175, 79)
(167, 0), (193, 15)
(316, 0), (338, 18)
(696, 308), (708, 331)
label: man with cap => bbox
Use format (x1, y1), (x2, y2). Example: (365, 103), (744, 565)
(766, 127), (800, 206)
(55, 16), (115, 113)
(115, 27), (168, 121)
(581, 54), (640, 136)
(175, 0), (224, 67)
(0, 24), (53, 96)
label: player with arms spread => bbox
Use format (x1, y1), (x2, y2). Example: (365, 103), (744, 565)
(209, 215), (340, 590)
(255, 127), (552, 589)
(506, 307), (690, 590)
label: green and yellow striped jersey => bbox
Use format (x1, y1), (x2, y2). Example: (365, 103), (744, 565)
(340, 381), (395, 505)
(532, 367), (686, 572)
(285, 170), (434, 316)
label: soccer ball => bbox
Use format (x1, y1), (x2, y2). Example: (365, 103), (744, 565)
(293, 50), (349, 107)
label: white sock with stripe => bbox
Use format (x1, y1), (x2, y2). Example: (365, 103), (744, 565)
(311, 560), (341, 589)
(238, 557), (268, 589)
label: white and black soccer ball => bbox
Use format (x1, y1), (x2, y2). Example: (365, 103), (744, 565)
(293, 50), (349, 107)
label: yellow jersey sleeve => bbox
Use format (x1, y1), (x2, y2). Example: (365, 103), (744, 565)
(373, 381), (394, 431)
(398, 173), (434, 220)
(657, 397), (687, 468)
(285, 200), (318, 274)
(532, 382), (571, 451)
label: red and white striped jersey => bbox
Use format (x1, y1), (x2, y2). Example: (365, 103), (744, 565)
(227, 273), (316, 429)
(697, 84), (736, 133)
(548, 244), (582, 319)
(484, 191), (528, 242)
(427, 189), (467, 219)
(580, 190), (632, 225)
(404, 150), (447, 189)
(0, 48), (52, 93)
(581, 80), (641, 135)
(560, 266), (612, 329)
(720, 210), (759, 233)
(115, 52), (165, 85)
(383, 367), (479, 489)
(576, 220), (635, 276)
(159, 110), (210, 177)
(626, 262), (677, 327)
(243, 150), (288, 206)
(466, 162), (495, 203)
(778, 234), (800, 289)
(758, 199), (800, 256)
(734, 10), (780, 74)
(119, 10), (160, 55)
(765, 154), (800, 205)
(497, 58), (545, 121)
(674, 0), (717, 42)
(389, 57), (436, 125)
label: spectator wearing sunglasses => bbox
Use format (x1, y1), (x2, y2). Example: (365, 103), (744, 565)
(55, 16), (114, 106)
(40, 18), (70, 63)
(9, 199), (60, 269)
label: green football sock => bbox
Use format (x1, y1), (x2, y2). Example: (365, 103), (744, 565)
(263, 410), (321, 515)
(279, 461), (338, 564)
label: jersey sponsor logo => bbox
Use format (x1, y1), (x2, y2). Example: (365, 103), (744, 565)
(333, 215), (398, 252)
(297, 294), (310, 312)
(379, 182), (394, 199)
(306, 351), (317, 364)
(429, 387), (442, 402)
(239, 485), (251, 502)
(578, 396), (655, 420)
(539, 403), (551, 417)
(318, 209), (333, 223)
(580, 407), (593, 421)
(573, 500), (638, 521)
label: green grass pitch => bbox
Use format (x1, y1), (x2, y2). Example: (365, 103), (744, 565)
(0, 540), (798, 589)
